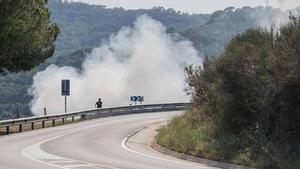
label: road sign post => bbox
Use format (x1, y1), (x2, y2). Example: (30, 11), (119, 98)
(65, 96), (67, 113)
(61, 79), (70, 113)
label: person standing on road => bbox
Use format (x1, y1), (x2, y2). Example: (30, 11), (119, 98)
(95, 98), (102, 108)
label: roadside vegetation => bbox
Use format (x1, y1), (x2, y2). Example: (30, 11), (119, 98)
(0, 0), (59, 119)
(0, 0), (59, 75)
(0, 2), (288, 120)
(157, 15), (300, 169)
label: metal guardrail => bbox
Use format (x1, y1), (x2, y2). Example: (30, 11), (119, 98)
(0, 103), (190, 135)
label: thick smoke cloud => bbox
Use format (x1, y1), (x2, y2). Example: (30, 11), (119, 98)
(277, 0), (300, 9)
(29, 16), (200, 115)
(255, 0), (299, 29)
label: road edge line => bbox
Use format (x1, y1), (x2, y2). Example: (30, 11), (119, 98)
(21, 118), (137, 169)
(121, 121), (210, 167)
(151, 140), (256, 169)
(122, 122), (255, 169)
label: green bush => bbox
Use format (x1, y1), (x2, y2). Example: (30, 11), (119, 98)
(158, 15), (300, 169)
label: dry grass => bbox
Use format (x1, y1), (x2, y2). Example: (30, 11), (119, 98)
(157, 112), (300, 169)
(156, 112), (256, 167)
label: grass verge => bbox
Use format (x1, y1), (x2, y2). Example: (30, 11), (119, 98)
(157, 112), (300, 169)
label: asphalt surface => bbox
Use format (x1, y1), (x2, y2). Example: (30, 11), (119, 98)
(0, 111), (220, 169)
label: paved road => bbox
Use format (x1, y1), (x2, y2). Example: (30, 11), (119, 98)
(0, 111), (220, 169)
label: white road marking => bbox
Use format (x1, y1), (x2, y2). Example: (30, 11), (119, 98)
(22, 118), (142, 169)
(121, 124), (219, 169)
(22, 113), (207, 169)
(52, 161), (80, 163)
(64, 164), (96, 168)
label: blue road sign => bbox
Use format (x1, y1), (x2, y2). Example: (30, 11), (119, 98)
(61, 80), (70, 96)
(130, 96), (144, 102)
(138, 96), (144, 102)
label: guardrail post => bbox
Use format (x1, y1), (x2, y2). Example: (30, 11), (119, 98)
(81, 114), (86, 120)
(6, 126), (9, 135)
(16, 108), (20, 119)
(19, 124), (22, 132)
(31, 123), (34, 130)
(44, 107), (47, 116)
(72, 116), (74, 122)
(52, 120), (55, 126)
(62, 118), (65, 124)
(42, 121), (45, 128)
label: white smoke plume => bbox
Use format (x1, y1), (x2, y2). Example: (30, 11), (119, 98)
(277, 0), (300, 9)
(256, 0), (299, 29)
(29, 15), (200, 115)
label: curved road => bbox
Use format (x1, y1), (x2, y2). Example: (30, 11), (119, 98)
(0, 111), (220, 169)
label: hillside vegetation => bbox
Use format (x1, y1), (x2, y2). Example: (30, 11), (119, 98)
(181, 6), (287, 56)
(0, 1), (209, 119)
(157, 16), (300, 168)
(48, 0), (210, 56)
(0, 2), (292, 120)
(0, 49), (91, 119)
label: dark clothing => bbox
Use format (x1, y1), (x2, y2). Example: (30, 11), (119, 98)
(96, 100), (102, 108)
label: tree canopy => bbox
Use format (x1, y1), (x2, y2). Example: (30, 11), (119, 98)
(158, 15), (300, 168)
(48, 0), (210, 56)
(0, 0), (59, 74)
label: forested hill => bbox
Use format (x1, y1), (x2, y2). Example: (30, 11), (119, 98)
(181, 6), (287, 57)
(0, 1), (292, 120)
(48, 0), (288, 58)
(48, 0), (210, 56)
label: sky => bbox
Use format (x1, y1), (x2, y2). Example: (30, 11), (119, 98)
(67, 0), (300, 13)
